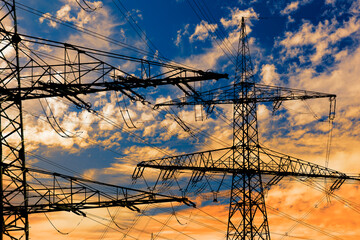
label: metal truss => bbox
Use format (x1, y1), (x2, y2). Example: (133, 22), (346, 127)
(0, 1), (226, 239)
(153, 82), (336, 116)
(132, 17), (355, 240)
(3, 164), (193, 216)
(134, 145), (355, 186)
(0, 29), (227, 109)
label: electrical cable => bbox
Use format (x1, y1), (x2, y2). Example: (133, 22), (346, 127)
(23, 107), (127, 158)
(44, 212), (84, 235)
(14, 1), (166, 62)
(111, 0), (158, 56)
(97, 207), (128, 240)
(75, 0), (101, 12)
(170, 202), (187, 226)
(185, 0), (236, 65)
(120, 204), (150, 240)
(279, 194), (328, 240)
(141, 211), (196, 240)
(15, 0), (200, 70)
(189, 0), (237, 58)
(85, 213), (138, 240)
(267, 204), (343, 240)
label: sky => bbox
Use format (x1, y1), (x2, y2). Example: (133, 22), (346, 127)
(3, 0), (360, 239)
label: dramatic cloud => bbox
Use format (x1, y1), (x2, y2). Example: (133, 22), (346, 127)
(280, 0), (313, 15)
(220, 7), (257, 30)
(260, 64), (280, 85)
(189, 20), (218, 42)
(174, 23), (189, 46)
(6, 0), (360, 239)
(279, 16), (360, 64)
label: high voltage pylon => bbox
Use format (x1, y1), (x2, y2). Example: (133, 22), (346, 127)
(132, 17), (360, 239)
(0, 1), (228, 239)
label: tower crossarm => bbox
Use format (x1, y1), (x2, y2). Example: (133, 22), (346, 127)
(132, 147), (234, 179)
(257, 146), (355, 181)
(0, 73), (227, 103)
(133, 145), (358, 185)
(153, 82), (336, 110)
(2, 163), (194, 216)
(0, 30), (227, 107)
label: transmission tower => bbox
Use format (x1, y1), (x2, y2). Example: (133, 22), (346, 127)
(0, 1), (228, 239)
(132, 17), (360, 239)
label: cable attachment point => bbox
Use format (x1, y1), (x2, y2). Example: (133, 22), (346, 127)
(329, 96), (336, 121)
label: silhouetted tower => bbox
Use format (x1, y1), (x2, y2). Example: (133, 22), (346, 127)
(227, 17), (270, 239)
(133, 17), (360, 239)
(0, 1), (226, 239)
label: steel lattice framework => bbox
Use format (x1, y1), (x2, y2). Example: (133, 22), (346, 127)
(132, 17), (360, 239)
(0, 1), (227, 239)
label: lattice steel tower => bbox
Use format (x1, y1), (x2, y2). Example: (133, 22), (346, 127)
(133, 17), (360, 239)
(0, 1), (227, 239)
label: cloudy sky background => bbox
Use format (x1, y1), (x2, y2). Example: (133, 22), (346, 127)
(6, 0), (360, 239)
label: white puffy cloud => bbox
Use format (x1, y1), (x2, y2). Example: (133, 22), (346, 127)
(178, 8), (260, 71)
(174, 24), (189, 46)
(189, 20), (218, 42)
(39, 13), (58, 28)
(279, 16), (360, 64)
(281, 1), (300, 15)
(280, 0), (313, 15)
(260, 64), (279, 85)
(220, 7), (258, 30)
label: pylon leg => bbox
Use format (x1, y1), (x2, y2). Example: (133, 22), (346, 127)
(227, 172), (270, 240)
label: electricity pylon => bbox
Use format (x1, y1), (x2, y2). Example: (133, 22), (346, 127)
(132, 17), (360, 239)
(0, 1), (227, 239)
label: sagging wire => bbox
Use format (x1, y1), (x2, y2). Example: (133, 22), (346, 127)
(267, 204), (343, 240)
(44, 212), (84, 235)
(325, 120), (334, 169)
(84, 213), (138, 240)
(297, 178), (360, 215)
(38, 98), (82, 138)
(208, 174), (347, 239)
(106, 207), (128, 231)
(98, 207), (128, 240)
(121, 205), (150, 240)
(171, 202), (187, 226)
(290, 99), (337, 204)
(324, 118), (335, 203)
(115, 92), (137, 129)
(22, 107), (127, 159)
(151, 203), (225, 235)
(32, 95), (189, 164)
(279, 194), (329, 240)
(75, 0), (102, 12)
(302, 99), (321, 121)
(151, 214), (174, 240)
(141, 211), (196, 240)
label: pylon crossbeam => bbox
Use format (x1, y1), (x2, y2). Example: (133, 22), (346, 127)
(135, 145), (354, 181)
(0, 1), (228, 239)
(153, 82), (336, 109)
(1, 164), (194, 216)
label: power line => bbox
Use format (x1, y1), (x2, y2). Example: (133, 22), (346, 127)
(15, 0), (198, 71)
(185, 0), (236, 65)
